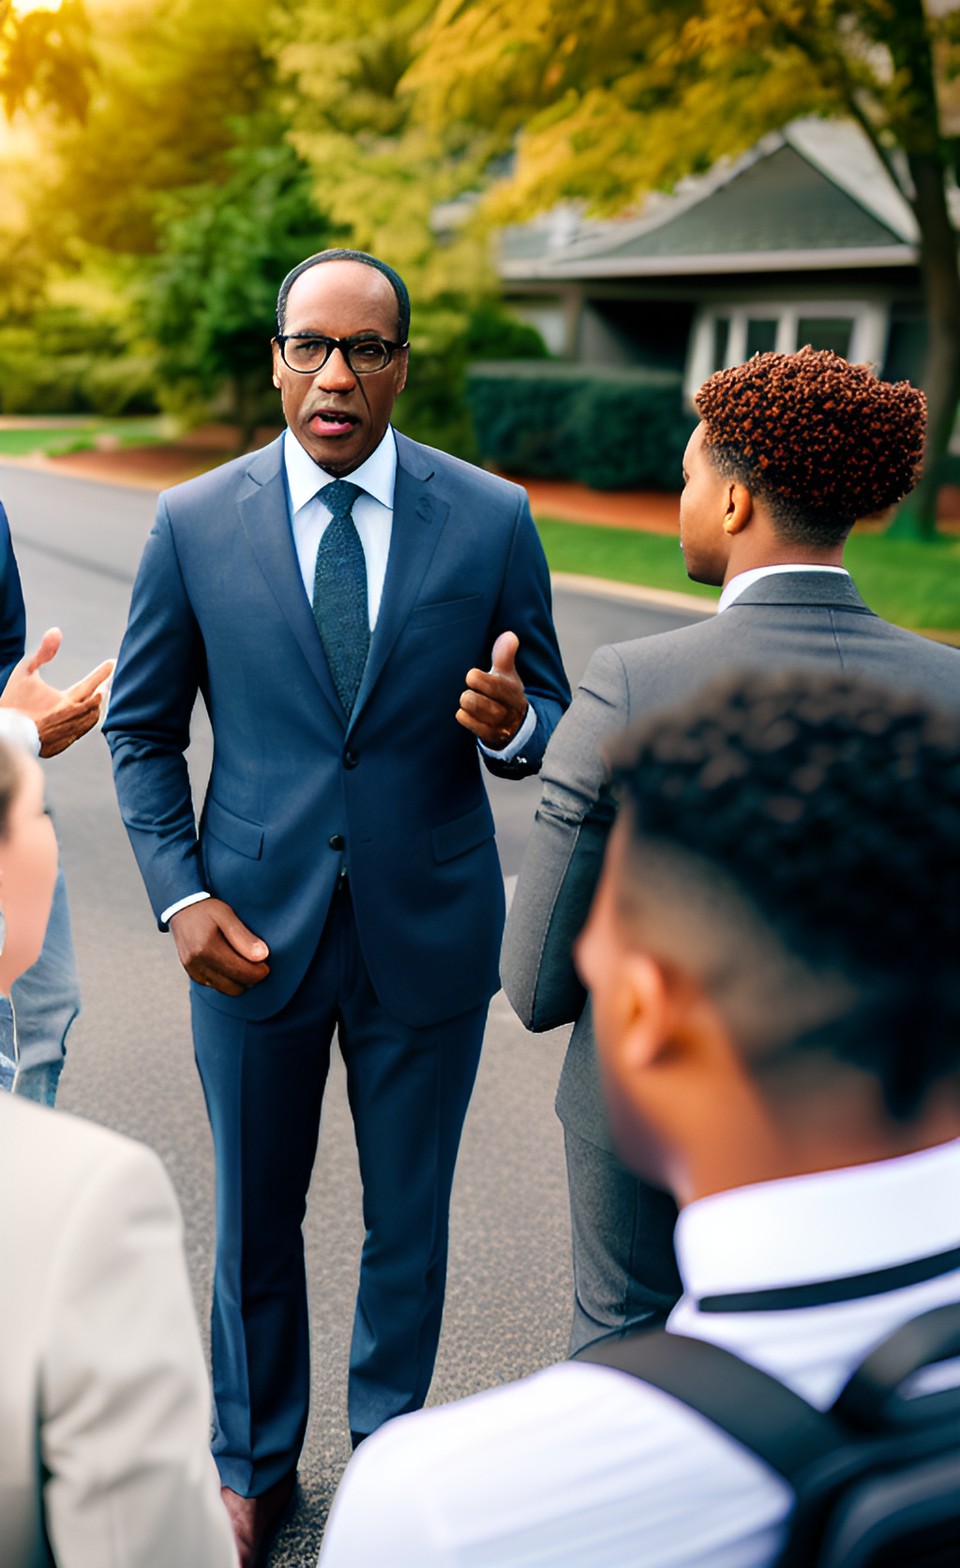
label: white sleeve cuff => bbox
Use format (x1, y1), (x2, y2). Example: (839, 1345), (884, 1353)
(161, 891), (211, 926)
(478, 702), (538, 762)
(0, 710), (41, 756)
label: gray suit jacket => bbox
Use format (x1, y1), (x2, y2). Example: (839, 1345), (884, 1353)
(502, 570), (960, 1149)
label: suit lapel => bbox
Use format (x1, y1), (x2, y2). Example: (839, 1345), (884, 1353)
(347, 434), (449, 733)
(236, 439), (342, 719)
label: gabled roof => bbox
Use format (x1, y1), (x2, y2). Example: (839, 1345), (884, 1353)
(499, 119), (929, 281)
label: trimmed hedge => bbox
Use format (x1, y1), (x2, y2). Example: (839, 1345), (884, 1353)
(466, 361), (696, 490)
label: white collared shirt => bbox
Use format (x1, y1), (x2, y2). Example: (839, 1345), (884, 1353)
(718, 563), (849, 613)
(319, 1138), (960, 1568)
(284, 425), (397, 628)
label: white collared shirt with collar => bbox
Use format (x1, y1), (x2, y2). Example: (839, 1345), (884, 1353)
(284, 423), (397, 627)
(160, 425), (535, 926)
(319, 1138), (960, 1568)
(718, 562), (849, 613)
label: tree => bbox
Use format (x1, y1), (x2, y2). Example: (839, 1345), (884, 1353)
(406, 0), (960, 536)
(270, 0), (536, 454)
(144, 128), (341, 448)
(0, 0), (95, 122)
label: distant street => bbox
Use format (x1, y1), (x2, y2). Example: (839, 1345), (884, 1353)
(1, 462), (704, 1564)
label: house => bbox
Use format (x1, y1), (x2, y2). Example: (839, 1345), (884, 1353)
(497, 118), (937, 405)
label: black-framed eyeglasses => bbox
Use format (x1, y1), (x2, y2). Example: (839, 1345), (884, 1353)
(273, 332), (408, 375)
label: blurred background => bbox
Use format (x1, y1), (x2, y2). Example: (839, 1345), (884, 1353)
(1, 0), (960, 611)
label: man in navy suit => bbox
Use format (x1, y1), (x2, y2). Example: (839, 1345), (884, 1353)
(104, 249), (569, 1566)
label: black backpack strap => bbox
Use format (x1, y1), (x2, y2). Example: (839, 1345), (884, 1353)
(833, 1302), (960, 1429)
(575, 1329), (845, 1485)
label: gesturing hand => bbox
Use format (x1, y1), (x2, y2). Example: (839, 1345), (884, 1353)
(170, 899), (270, 997)
(457, 630), (528, 750)
(0, 627), (116, 757)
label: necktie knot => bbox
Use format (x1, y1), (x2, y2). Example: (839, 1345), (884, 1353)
(323, 479), (362, 525)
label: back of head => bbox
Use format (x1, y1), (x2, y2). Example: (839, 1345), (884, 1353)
(695, 347), (925, 547)
(608, 671), (960, 1122)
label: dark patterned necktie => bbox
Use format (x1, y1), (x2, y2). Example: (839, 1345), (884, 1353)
(312, 479), (369, 715)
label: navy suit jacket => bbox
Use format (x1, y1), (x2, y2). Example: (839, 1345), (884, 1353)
(104, 431), (570, 1028)
(0, 503), (27, 687)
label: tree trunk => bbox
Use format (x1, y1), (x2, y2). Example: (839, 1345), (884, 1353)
(880, 0), (960, 538)
(888, 152), (960, 538)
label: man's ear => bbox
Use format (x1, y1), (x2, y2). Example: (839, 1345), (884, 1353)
(723, 481), (753, 536)
(271, 341), (283, 391)
(613, 950), (675, 1076)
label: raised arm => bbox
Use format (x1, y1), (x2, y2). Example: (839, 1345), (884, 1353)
(502, 643), (629, 1031)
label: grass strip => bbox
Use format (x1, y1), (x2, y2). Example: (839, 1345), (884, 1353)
(534, 515), (960, 632)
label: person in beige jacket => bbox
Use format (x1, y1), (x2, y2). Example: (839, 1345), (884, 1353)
(0, 716), (237, 1566)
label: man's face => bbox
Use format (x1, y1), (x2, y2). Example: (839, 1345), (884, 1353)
(678, 422), (733, 587)
(272, 259), (408, 476)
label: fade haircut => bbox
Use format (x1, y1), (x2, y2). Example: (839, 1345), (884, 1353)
(608, 671), (960, 1120)
(695, 347), (925, 547)
(276, 249), (411, 342)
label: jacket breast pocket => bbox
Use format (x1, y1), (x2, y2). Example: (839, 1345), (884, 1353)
(203, 797), (264, 861)
(406, 594), (484, 632)
(431, 802), (495, 864)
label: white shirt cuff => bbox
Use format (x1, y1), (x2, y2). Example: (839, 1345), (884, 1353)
(0, 710), (41, 756)
(478, 702), (538, 762)
(161, 890), (211, 926)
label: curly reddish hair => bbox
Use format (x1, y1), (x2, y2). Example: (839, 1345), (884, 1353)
(694, 347), (926, 546)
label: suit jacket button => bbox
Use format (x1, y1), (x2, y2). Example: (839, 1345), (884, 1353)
(343, 749), (359, 769)
(328, 834), (345, 851)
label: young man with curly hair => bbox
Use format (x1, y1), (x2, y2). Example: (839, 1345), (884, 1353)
(503, 346), (960, 1354)
(319, 671), (960, 1566)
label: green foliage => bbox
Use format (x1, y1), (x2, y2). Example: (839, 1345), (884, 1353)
(0, 307), (158, 415)
(467, 363), (694, 488)
(143, 128), (341, 437)
(0, 0), (95, 122)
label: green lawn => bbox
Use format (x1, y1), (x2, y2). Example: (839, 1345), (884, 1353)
(0, 418), (165, 457)
(534, 515), (960, 633)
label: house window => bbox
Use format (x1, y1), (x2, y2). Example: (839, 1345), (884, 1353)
(797, 316), (853, 357)
(744, 318), (779, 357)
(685, 301), (887, 404)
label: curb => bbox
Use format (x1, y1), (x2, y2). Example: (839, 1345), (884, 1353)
(552, 571), (716, 615)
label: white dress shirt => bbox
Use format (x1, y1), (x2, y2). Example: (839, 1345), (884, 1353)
(161, 426), (536, 925)
(718, 562), (849, 613)
(319, 1138), (960, 1568)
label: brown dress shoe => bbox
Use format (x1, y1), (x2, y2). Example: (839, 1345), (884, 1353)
(221, 1468), (298, 1568)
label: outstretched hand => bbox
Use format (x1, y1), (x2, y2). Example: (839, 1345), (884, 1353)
(457, 630), (528, 750)
(169, 899), (270, 996)
(0, 627), (115, 757)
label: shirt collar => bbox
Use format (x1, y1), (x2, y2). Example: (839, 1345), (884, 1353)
(676, 1138), (960, 1303)
(718, 563), (849, 613)
(283, 425), (398, 515)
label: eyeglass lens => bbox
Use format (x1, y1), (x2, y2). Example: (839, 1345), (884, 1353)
(281, 336), (392, 374)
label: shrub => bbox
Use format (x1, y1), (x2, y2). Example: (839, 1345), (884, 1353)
(466, 362), (696, 490)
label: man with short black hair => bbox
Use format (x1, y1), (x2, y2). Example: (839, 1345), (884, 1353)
(105, 248), (569, 1565)
(503, 346), (960, 1353)
(319, 670), (960, 1568)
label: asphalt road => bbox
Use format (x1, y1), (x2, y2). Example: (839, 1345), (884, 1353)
(1, 462), (704, 1565)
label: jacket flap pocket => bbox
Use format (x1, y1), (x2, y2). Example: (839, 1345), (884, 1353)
(204, 797), (264, 860)
(431, 802), (495, 864)
(407, 594), (483, 631)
